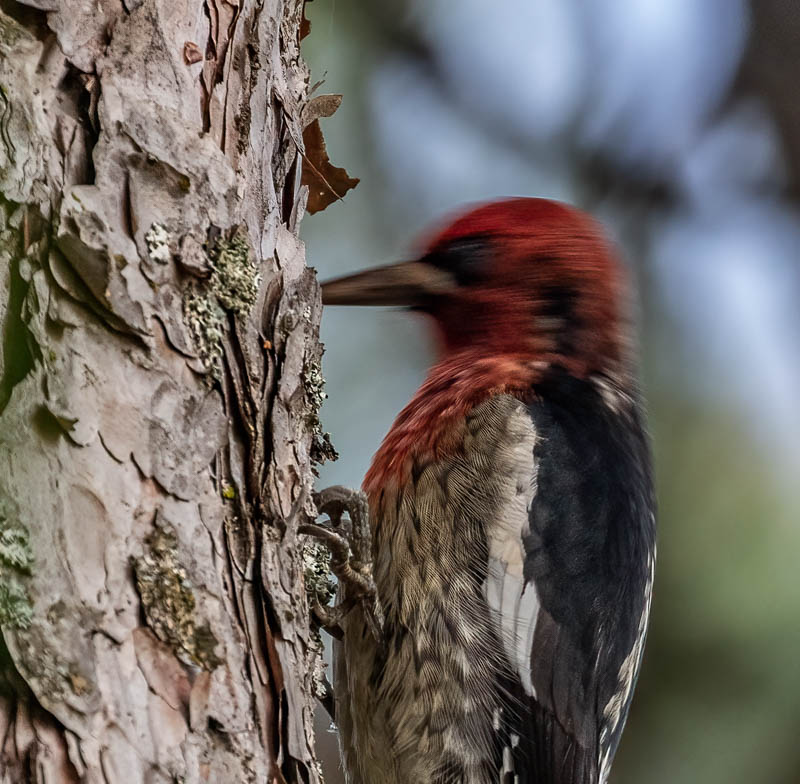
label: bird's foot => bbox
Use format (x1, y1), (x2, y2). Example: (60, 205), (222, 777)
(300, 486), (384, 643)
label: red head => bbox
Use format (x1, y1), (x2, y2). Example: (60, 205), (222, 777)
(321, 198), (630, 380)
(322, 198), (634, 490)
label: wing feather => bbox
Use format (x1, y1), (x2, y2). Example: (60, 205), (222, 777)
(482, 376), (655, 784)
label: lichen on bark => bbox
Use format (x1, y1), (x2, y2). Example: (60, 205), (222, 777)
(133, 523), (223, 671)
(183, 226), (261, 377)
(304, 358), (339, 467)
(208, 227), (260, 312)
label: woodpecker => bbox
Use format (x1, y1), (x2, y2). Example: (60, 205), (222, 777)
(320, 198), (656, 784)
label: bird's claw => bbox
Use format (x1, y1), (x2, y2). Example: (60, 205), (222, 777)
(300, 486), (384, 643)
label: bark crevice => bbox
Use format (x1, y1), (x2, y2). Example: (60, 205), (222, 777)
(0, 254), (36, 415)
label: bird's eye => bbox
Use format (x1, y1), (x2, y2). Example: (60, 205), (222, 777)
(424, 235), (493, 287)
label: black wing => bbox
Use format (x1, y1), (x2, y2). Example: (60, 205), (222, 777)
(485, 372), (656, 784)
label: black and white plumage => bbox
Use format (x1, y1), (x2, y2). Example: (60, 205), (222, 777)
(321, 198), (657, 784)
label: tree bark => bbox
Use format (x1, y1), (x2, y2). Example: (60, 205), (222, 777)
(0, 1), (330, 781)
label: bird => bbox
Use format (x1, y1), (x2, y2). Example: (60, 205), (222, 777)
(318, 198), (656, 784)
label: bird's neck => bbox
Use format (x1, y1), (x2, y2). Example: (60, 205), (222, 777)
(363, 350), (539, 495)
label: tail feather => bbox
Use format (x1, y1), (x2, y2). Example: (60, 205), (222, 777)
(504, 701), (598, 784)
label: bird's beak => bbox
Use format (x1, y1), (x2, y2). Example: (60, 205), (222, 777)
(320, 261), (456, 307)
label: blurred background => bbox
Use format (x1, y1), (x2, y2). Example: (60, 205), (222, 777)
(301, 1), (800, 782)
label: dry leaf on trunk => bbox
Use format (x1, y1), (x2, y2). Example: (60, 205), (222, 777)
(301, 117), (359, 214)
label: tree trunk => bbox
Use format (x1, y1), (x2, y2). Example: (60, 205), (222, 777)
(0, 1), (331, 781)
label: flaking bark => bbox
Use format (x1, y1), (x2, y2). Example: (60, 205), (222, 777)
(0, 1), (330, 781)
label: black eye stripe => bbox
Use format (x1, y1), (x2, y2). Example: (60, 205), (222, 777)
(537, 283), (581, 356)
(539, 283), (578, 321)
(423, 235), (494, 287)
